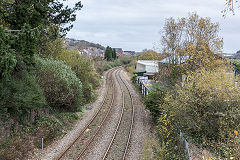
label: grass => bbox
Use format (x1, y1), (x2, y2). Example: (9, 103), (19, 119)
(142, 135), (159, 160)
(0, 110), (85, 160)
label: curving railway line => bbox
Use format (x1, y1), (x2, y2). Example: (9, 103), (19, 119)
(102, 68), (135, 160)
(55, 67), (135, 160)
(56, 68), (117, 160)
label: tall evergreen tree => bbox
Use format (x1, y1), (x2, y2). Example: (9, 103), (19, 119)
(109, 47), (113, 60)
(104, 46), (110, 61)
(112, 48), (117, 59)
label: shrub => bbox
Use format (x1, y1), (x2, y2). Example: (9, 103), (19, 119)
(94, 60), (108, 75)
(36, 57), (83, 111)
(0, 71), (46, 118)
(49, 48), (100, 103)
(126, 59), (137, 74)
(144, 84), (168, 121)
(119, 56), (132, 64)
(173, 69), (240, 157)
(156, 109), (186, 159)
(0, 26), (17, 80)
(56, 50), (100, 88)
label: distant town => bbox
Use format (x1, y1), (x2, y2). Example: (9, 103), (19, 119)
(65, 38), (240, 61)
(64, 38), (142, 57)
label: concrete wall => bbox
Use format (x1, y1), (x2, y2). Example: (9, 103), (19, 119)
(146, 65), (158, 73)
(136, 63), (146, 71)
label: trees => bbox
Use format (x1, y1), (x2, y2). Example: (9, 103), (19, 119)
(0, 24), (40, 80)
(138, 50), (161, 60)
(160, 13), (223, 72)
(104, 46), (111, 61)
(104, 46), (117, 61)
(173, 69), (240, 157)
(0, 0), (83, 34)
(161, 17), (185, 64)
(151, 13), (239, 158)
(0, 0), (83, 79)
(112, 48), (117, 60)
(223, 0), (239, 16)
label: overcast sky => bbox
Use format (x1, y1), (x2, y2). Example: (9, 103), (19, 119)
(66, 0), (239, 53)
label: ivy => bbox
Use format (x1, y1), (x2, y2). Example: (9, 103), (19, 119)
(0, 25), (40, 80)
(0, 26), (16, 80)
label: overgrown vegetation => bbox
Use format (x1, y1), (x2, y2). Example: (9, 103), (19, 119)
(0, 71), (46, 118)
(142, 13), (240, 159)
(94, 56), (133, 75)
(36, 57), (83, 111)
(0, 1), (133, 156)
(0, 0), (119, 159)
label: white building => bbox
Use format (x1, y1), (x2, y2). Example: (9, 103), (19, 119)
(136, 60), (159, 73)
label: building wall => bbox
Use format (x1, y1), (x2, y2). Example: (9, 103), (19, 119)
(136, 63), (146, 71)
(146, 65), (158, 73)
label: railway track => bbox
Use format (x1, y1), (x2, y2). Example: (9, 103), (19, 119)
(56, 67), (135, 160)
(102, 68), (135, 160)
(56, 68), (117, 160)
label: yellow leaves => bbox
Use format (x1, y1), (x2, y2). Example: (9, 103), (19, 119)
(234, 130), (238, 136)
(138, 50), (161, 60)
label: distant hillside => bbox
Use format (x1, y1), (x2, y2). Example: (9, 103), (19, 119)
(65, 38), (105, 50)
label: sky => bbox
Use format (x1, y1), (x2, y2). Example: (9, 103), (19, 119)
(65, 0), (240, 53)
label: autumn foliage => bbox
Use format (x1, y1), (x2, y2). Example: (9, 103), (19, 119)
(146, 13), (240, 159)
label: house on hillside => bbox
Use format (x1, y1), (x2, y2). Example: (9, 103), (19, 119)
(124, 51), (135, 56)
(113, 48), (124, 56)
(77, 47), (104, 57)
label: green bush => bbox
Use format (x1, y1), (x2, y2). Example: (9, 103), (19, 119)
(50, 48), (100, 103)
(172, 69), (240, 157)
(145, 68), (240, 158)
(232, 60), (240, 70)
(144, 84), (168, 121)
(156, 109), (186, 160)
(119, 56), (132, 64)
(145, 87), (186, 159)
(0, 71), (46, 118)
(0, 26), (17, 80)
(103, 64), (113, 71)
(131, 73), (137, 83)
(36, 57), (83, 111)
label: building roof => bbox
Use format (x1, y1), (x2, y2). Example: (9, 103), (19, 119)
(159, 56), (189, 64)
(137, 60), (159, 66)
(113, 48), (123, 53)
(136, 60), (159, 73)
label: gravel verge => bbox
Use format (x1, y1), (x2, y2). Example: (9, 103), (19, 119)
(30, 67), (152, 160)
(105, 69), (134, 159)
(121, 69), (152, 160)
(81, 69), (124, 160)
(31, 70), (109, 160)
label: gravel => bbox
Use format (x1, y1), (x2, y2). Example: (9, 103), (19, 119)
(81, 69), (123, 160)
(31, 70), (109, 160)
(105, 69), (134, 160)
(31, 67), (151, 160)
(121, 69), (152, 160)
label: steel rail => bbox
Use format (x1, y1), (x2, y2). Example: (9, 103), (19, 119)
(76, 68), (118, 160)
(102, 68), (135, 160)
(56, 68), (116, 160)
(120, 69), (135, 160)
(102, 69), (125, 159)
